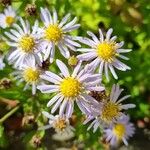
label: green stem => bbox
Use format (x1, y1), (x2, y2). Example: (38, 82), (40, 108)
(0, 105), (20, 124)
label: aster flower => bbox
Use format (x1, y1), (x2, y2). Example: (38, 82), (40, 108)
(77, 28), (131, 80)
(40, 8), (81, 62)
(0, 6), (16, 28)
(37, 59), (104, 118)
(104, 115), (135, 146)
(0, 53), (5, 70)
(39, 111), (75, 134)
(12, 59), (41, 95)
(84, 84), (135, 132)
(4, 18), (43, 68)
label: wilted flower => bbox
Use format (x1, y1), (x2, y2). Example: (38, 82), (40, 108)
(0, 6), (16, 28)
(77, 28), (131, 80)
(4, 18), (43, 68)
(39, 111), (75, 134)
(104, 115), (135, 146)
(37, 59), (104, 118)
(40, 8), (81, 62)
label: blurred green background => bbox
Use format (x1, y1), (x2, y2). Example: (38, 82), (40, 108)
(0, 0), (150, 149)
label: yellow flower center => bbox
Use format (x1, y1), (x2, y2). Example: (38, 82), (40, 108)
(54, 119), (67, 131)
(101, 101), (120, 122)
(5, 16), (15, 26)
(23, 67), (40, 83)
(45, 25), (62, 42)
(113, 123), (126, 139)
(97, 42), (117, 62)
(68, 56), (78, 66)
(19, 35), (35, 53)
(60, 77), (81, 98)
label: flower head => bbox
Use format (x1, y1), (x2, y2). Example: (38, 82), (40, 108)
(104, 115), (135, 146)
(77, 28), (131, 80)
(5, 18), (43, 68)
(84, 84), (135, 132)
(0, 6), (16, 28)
(12, 59), (41, 95)
(40, 8), (81, 62)
(39, 111), (75, 134)
(37, 59), (104, 118)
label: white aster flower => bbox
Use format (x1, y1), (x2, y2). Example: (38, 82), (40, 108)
(104, 115), (135, 146)
(37, 59), (104, 118)
(0, 6), (16, 28)
(4, 18), (43, 68)
(0, 53), (5, 70)
(40, 8), (81, 62)
(39, 111), (75, 134)
(77, 28), (131, 80)
(84, 84), (135, 132)
(12, 59), (41, 95)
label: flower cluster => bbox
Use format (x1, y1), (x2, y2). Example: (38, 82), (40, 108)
(0, 6), (135, 146)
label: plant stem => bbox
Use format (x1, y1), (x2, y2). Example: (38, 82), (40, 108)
(0, 105), (20, 124)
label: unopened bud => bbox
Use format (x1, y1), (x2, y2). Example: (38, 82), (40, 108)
(30, 135), (42, 148)
(0, 78), (12, 89)
(25, 4), (37, 16)
(0, 0), (11, 6)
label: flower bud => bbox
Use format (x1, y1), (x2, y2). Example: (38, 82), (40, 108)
(25, 4), (37, 16)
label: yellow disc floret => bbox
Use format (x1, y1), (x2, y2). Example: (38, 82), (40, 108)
(101, 101), (120, 122)
(113, 123), (126, 139)
(45, 25), (62, 42)
(60, 77), (81, 98)
(19, 35), (35, 53)
(97, 42), (117, 62)
(68, 55), (78, 66)
(5, 16), (15, 26)
(23, 67), (40, 83)
(54, 118), (67, 131)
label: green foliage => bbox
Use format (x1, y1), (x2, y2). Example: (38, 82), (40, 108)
(0, 125), (8, 148)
